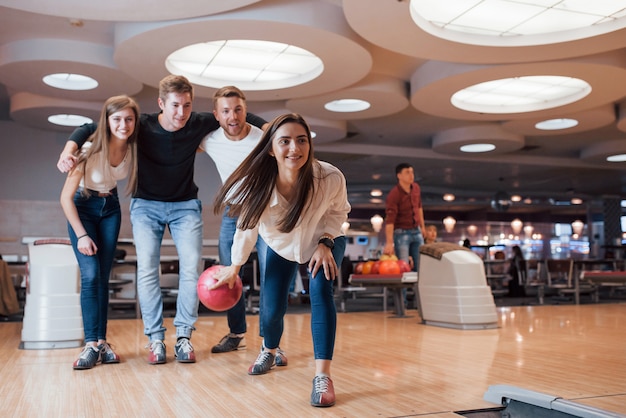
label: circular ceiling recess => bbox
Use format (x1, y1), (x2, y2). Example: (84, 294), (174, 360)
(1, 0), (262, 21)
(343, 0), (626, 64)
(433, 124), (525, 156)
(113, 1), (372, 101)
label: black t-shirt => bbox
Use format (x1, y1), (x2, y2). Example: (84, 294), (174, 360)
(68, 111), (266, 202)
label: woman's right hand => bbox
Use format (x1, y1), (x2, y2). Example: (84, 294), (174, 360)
(211, 265), (242, 290)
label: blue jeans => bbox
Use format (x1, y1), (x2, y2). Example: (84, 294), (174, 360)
(130, 198), (203, 341)
(257, 236), (346, 360)
(394, 228), (423, 272)
(69, 190), (121, 343)
(219, 207), (247, 335)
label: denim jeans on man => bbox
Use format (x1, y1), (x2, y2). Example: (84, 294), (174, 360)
(130, 198), (203, 341)
(219, 207), (248, 335)
(69, 190), (121, 343)
(393, 227), (424, 272)
(256, 236), (346, 360)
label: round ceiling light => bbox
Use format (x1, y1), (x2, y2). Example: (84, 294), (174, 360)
(451, 76), (591, 114)
(48, 114), (93, 127)
(460, 143), (496, 153)
(535, 118), (579, 130)
(43, 73), (99, 91)
(409, 0), (626, 47)
(607, 154), (626, 162)
(324, 99), (371, 113)
(166, 40), (323, 91)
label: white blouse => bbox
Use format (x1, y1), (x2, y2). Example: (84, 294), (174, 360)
(231, 160), (351, 265)
(77, 143), (130, 192)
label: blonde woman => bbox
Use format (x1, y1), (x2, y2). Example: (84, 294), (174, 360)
(60, 95), (139, 370)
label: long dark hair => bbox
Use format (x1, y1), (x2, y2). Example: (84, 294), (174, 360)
(213, 113), (316, 233)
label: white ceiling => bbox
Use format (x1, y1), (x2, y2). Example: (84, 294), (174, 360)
(1, 0), (626, 221)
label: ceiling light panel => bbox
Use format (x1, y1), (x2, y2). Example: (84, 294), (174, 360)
(451, 76), (591, 114)
(43, 73), (98, 91)
(166, 40), (324, 90)
(535, 118), (579, 130)
(324, 99), (371, 112)
(48, 114), (93, 127)
(460, 143), (496, 153)
(513, 8), (602, 35)
(410, 0), (626, 46)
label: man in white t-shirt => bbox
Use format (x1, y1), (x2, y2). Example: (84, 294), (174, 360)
(200, 86), (288, 366)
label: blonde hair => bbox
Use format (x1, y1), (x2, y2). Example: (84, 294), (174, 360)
(74, 95), (140, 196)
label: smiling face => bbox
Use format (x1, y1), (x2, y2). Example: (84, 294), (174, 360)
(214, 95), (248, 140)
(108, 107), (137, 141)
(158, 91), (192, 132)
(270, 121), (311, 173)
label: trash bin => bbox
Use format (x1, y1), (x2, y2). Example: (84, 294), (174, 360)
(20, 239), (83, 349)
(417, 242), (497, 329)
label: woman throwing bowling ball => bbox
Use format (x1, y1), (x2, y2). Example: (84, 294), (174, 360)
(212, 113), (350, 407)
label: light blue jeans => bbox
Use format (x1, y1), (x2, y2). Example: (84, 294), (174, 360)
(394, 228), (423, 272)
(130, 198), (203, 342)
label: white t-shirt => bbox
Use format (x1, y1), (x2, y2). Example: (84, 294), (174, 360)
(200, 125), (263, 183)
(77, 142), (130, 192)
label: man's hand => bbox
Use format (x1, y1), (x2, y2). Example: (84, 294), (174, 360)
(57, 141), (79, 173)
(383, 242), (395, 256)
(57, 154), (77, 173)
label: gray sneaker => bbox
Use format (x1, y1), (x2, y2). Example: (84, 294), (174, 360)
(174, 337), (196, 363)
(98, 342), (120, 364)
(212, 334), (246, 353)
(310, 375), (336, 407)
(73, 345), (100, 370)
(248, 348), (275, 375)
(146, 340), (166, 365)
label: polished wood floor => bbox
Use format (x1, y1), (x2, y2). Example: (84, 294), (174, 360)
(2, 301), (626, 417)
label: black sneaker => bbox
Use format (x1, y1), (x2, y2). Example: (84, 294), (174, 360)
(146, 340), (166, 365)
(211, 334), (246, 353)
(174, 337), (196, 363)
(248, 349), (275, 375)
(73, 345), (100, 370)
(98, 342), (120, 364)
